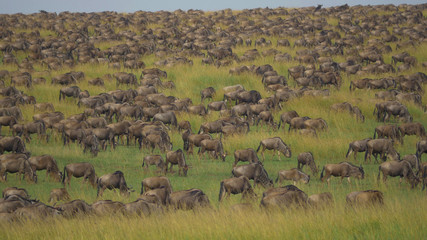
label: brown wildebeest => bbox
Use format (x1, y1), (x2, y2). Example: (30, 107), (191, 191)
(345, 138), (371, 161)
(82, 134), (100, 157)
(0, 157), (36, 183)
(303, 118), (328, 131)
(255, 111), (277, 129)
(57, 199), (93, 218)
(233, 148), (261, 167)
(142, 155), (166, 174)
(346, 190), (384, 207)
(140, 176), (172, 194)
(14, 202), (62, 219)
(277, 110), (299, 130)
(168, 189), (210, 210)
(364, 139), (400, 163)
(199, 139), (227, 161)
(207, 101), (226, 112)
(401, 154), (420, 172)
(201, 87), (216, 102)
(297, 152), (318, 176)
(320, 162), (364, 185)
(97, 171), (132, 197)
(373, 124), (402, 144)
(145, 132), (172, 152)
(187, 104), (208, 116)
(288, 116), (311, 131)
(2, 187), (29, 199)
(417, 140), (427, 159)
(33, 103), (55, 112)
(378, 160), (420, 188)
(125, 199), (161, 216)
(48, 188), (71, 203)
(178, 120), (191, 132)
(0, 116), (18, 135)
(92, 200), (125, 215)
(398, 122), (426, 142)
(218, 176), (256, 202)
(183, 130), (212, 154)
(198, 120), (227, 134)
(276, 168), (310, 185)
(232, 162), (273, 188)
(165, 149), (188, 176)
(28, 155), (62, 182)
(141, 187), (170, 206)
(307, 192), (334, 208)
(260, 185), (308, 210)
(23, 120), (49, 142)
(59, 86), (81, 101)
(152, 111), (177, 127)
(256, 137), (291, 161)
(91, 127), (115, 150)
(62, 162), (97, 188)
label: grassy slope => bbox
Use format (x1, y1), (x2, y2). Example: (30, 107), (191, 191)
(1, 7), (427, 240)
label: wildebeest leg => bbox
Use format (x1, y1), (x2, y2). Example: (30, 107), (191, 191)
(347, 177), (351, 184)
(261, 146), (266, 162)
(326, 176), (331, 186)
(340, 176), (344, 184)
(277, 151), (281, 161)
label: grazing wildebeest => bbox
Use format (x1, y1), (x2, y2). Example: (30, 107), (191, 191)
(401, 154), (420, 172)
(183, 131), (212, 154)
(59, 86), (81, 101)
(373, 124), (402, 144)
(288, 116), (311, 132)
(260, 185), (308, 210)
(187, 104), (208, 116)
(48, 188), (71, 203)
(207, 101), (227, 112)
(346, 138), (371, 161)
(152, 111), (177, 127)
(218, 176), (256, 202)
(303, 118), (328, 131)
(378, 160), (420, 188)
(177, 120), (191, 132)
(307, 192), (334, 208)
(233, 148), (261, 167)
(62, 162), (97, 188)
(92, 200), (125, 215)
(198, 120), (227, 134)
(0, 116), (17, 135)
(416, 140), (427, 159)
(256, 137), (291, 161)
(0, 157), (36, 183)
(57, 199), (93, 218)
(168, 189), (211, 210)
(200, 87), (216, 102)
(2, 187), (29, 199)
(97, 171), (132, 197)
(297, 152), (318, 176)
(276, 168), (310, 185)
(14, 202), (62, 219)
(145, 131), (172, 152)
(82, 134), (100, 157)
(232, 162), (273, 188)
(140, 176), (172, 194)
(142, 155), (166, 174)
(199, 139), (227, 161)
(364, 139), (400, 163)
(165, 149), (189, 177)
(277, 110), (299, 130)
(346, 190), (384, 207)
(320, 162), (364, 185)
(28, 155), (62, 182)
(125, 199), (161, 216)
(398, 122), (426, 142)
(141, 187), (170, 206)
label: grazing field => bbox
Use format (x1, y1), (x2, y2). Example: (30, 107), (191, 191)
(0, 4), (427, 239)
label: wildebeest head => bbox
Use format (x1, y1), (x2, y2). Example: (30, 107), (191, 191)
(357, 165), (365, 179)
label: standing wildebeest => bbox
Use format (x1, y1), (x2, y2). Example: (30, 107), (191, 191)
(288, 116), (311, 131)
(62, 162), (97, 188)
(398, 122), (426, 142)
(114, 72), (137, 87)
(320, 162), (364, 185)
(276, 168), (310, 185)
(257, 137), (291, 161)
(48, 188), (71, 203)
(142, 155), (166, 174)
(232, 162), (273, 188)
(165, 149), (189, 176)
(277, 110), (299, 130)
(297, 152), (318, 176)
(373, 124), (402, 144)
(152, 111), (177, 127)
(0, 157), (36, 183)
(260, 185), (308, 210)
(82, 134), (100, 157)
(0, 136), (26, 154)
(183, 130), (212, 154)
(59, 86), (81, 101)
(218, 176), (256, 202)
(364, 139), (400, 163)
(169, 189), (211, 210)
(28, 155), (61, 182)
(140, 176), (172, 194)
(233, 148), (261, 167)
(23, 120), (49, 142)
(97, 171), (132, 197)
(346, 138), (371, 161)
(417, 140), (427, 159)
(199, 139), (227, 161)
(207, 101), (227, 112)
(303, 118), (328, 131)
(0, 116), (17, 135)
(346, 190), (384, 207)
(200, 87), (216, 102)
(378, 160), (420, 188)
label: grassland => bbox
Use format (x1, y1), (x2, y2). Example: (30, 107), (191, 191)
(0, 6), (427, 240)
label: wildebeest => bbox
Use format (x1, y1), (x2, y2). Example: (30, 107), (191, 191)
(373, 124), (402, 144)
(141, 187), (170, 206)
(56, 199), (93, 218)
(277, 110), (299, 130)
(59, 86), (81, 101)
(199, 139), (227, 161)
(0, 157), (36, 183)
(320, 162), (364, 185)
(14, 202), (62, 219)
(346, 138), (371, 161)
(142, 155), (166, 174)
(364, 139), (400, 163)
(303, 118), (328, 131)
(0, 116), (18, 135)
(417, 140), (427, 159)
(97, 171), (132, 197)
(114, 72), (137, 87)
(2, 187), (29, 199)
(183, 130), (212, 154)
(398, 122), (426, 142)
(92, 200), (125, 215)
(260, 185), (308, 210)
(48, 188), (71, 203)
(140, 176), (172, 194)
(218, 176), (256, 202)
(125, 199), (161, 216)
(257, 137), (291, 161)
(232, 162), (273, 188)
(233, 148), (261, 167)
(297, 152), (318, 176)
(165, 149), (189, 177)
(169, 189), (211, 210)
(152, 111), (177, 127)
(62, 162), (97, 188)
(346, 190), (384, 207)
(378, 160), (420, 188)
(200, 87), (216, 102)
(82, 134), (100, 157)
(307, 192), (334, 208)
(276, 168), (310, 185)
(28, 155), (62, 182)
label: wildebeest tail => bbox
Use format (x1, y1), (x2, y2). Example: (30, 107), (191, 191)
(218, 181), (225, 202)
(140, 182), (144, 195)
(256, 142), (262, 152)
(61, 166), (66, 184)
(320, 166), (325, 180)
(278, 118), (282, 129)
(377, 166), (382, 182)
(345, 144), (352, 158)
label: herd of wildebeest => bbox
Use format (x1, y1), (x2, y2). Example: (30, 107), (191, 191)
(0, 3), (427, 221)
